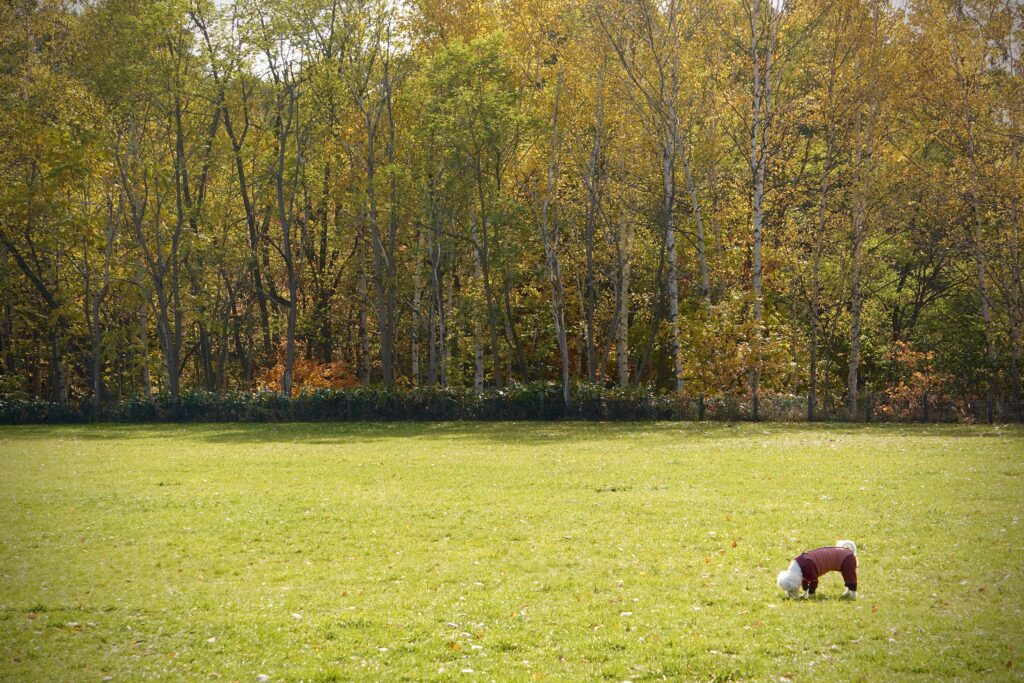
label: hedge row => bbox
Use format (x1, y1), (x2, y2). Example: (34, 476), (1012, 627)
(0, 384), (806, 424)
(4, 385), (1015, 424)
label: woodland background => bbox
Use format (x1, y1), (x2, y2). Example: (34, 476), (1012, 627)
(1, 0), (1022, 420)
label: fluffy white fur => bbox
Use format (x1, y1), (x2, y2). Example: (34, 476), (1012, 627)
(776, 559), (803, 597)
(776, 540), (858, 598)
(836, 539), (858, 558)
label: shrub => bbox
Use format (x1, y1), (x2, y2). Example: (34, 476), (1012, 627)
(0, 385), (1012, 424)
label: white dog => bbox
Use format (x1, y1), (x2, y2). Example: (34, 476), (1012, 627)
(777, 540), (858, 599)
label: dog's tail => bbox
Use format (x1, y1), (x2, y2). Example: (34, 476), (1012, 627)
(836, 539), (857, 555)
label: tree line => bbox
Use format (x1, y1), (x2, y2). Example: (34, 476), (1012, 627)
(1, 0), (1021, 419)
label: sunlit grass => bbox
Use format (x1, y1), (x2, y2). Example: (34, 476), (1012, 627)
(1, 422), (1021, 681)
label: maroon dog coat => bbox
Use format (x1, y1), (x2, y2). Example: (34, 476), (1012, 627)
(794, 546), (857, 594)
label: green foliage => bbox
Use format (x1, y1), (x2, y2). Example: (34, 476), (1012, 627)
(1, 0), (1022, 412)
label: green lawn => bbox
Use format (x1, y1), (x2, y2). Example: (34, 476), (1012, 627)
(0, 423), (1022, 682)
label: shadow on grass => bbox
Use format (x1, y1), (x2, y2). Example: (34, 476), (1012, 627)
(780, 594), (860, 603)
(0, 421), (1011, 447)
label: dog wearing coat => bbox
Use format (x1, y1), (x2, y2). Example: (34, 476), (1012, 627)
(777, 540), (858, 599)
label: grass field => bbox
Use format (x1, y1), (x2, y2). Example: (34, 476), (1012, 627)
(1, 422), (1022, 682)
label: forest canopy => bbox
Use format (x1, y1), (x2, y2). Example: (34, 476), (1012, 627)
(0, 0), (1021, 418)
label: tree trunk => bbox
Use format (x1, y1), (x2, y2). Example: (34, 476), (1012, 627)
(809, 241), (821, 420)
(88, 193), (117, 412)
(538, 75), (571, 409)
(443, 260), (453, 387)
(810, 127), (834, 420)
(472, 221), (488, 392)
(681, 146), (710, 301)
(846, 235), (864, 421)
(282, 283), (297, 397)
(634, 240), (666, 386)
(272, 83), (301, 397)
(475, 180), (503, 389)
(197, 323), (215, 391)
(846, 106), (877, 420)
(428, 221), (442, 387)
(224, 109), (273, 357)
(2, 298), (14, 376)
(91, 304), (104, 413)
(846, 36), (881, 419)
(357, 234), (371, 384)
(748, 0), (781, 421)
(501, 269), (527, 382)
(616, 202), (633, 388)
(662, 135), (683, 394)
(0, 199), (72, 403)
(384, 48), (400, 387)
(707, 119), (727, 298)
(471, 273), (484, 393)
(50, 329), (68, 403)
(412, 228), (423, 384)
(154, 289), (180, 399)
(365, 126), (394, 387)
(583, 74), (604, 383)
(139, 303), (152, 397)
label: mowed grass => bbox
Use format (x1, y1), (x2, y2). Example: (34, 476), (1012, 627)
(0, 423), (1022, 682)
